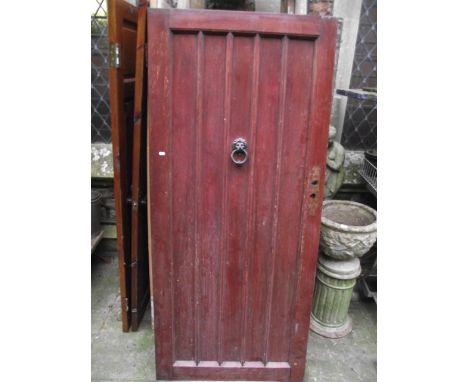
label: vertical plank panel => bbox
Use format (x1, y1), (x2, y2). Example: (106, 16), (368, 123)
(264, 36), (288, 363)
(198, 33), (226, 361)
(268, 38), (314, 361)
(148, 9), (173, 379)
(221, 34), (254, 362)
(240, 33), (260, 365)
(244, 35), (282, 363)
(171, 32), (197, 361)
(288, 20), (338, 382)
(217, 32), (233, 364)
(194, 31), (204, 365)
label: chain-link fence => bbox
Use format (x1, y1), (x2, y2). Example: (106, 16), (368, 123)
(92, 0), (112, 143)
(341, 0), (377, 150)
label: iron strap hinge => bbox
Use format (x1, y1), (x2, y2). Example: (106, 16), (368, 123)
(126, 196), (147, 207)
(144, 42), (148, 68)
(109, 42), (120, 68)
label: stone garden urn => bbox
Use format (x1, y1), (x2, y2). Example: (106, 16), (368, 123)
(310, 200), (377, 338)
(320, 200), (377, 260)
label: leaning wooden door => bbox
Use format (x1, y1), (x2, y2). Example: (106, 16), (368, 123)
(108, 0), (137, 332)
(129, 0), (150, 332)
(108, 0), (149, 332)
(148, 9), (337, 382)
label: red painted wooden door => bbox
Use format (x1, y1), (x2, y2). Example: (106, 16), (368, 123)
(147, 9), (337, 382)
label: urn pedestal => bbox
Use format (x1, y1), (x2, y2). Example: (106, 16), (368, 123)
(310, 255), (361, 338)
(311, 200), (377, 338)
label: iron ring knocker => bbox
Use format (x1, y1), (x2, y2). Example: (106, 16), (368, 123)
(230, 138), (248, 166)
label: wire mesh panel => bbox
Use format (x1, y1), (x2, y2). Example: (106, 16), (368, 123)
(359, 157), (377, 196)
(341, 0), (377, 150)
(92, 0), (112, 143)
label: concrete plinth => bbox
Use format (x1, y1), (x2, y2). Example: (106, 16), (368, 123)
(311, 255), (361, 338)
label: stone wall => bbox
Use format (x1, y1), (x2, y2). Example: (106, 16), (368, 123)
(309, 0), (334, 16)
(150, 0), (307, 12)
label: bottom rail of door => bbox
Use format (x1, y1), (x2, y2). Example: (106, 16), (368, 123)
(171, 360), (291, 381)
